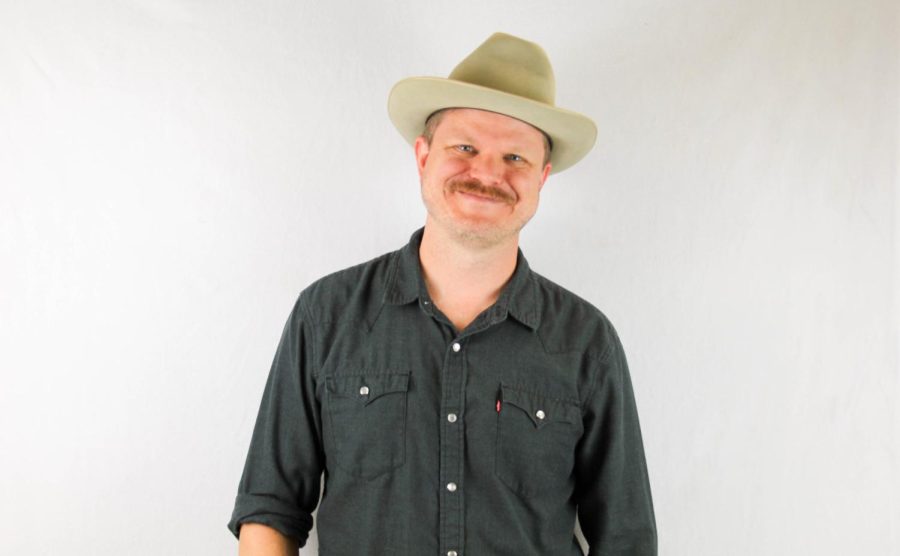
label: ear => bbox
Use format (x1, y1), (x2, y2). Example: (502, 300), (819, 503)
(414, 136), (430, 179)
(537, 162), (552, 191)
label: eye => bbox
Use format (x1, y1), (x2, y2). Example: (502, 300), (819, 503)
(506, 153), (525, 163)
(455, 144), (475, 153)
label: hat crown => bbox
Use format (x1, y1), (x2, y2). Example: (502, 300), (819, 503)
(448, 32), (556, 106)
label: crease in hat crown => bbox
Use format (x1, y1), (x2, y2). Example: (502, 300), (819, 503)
(387, 32), (597, 175)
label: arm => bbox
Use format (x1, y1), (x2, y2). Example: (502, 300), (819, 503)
(227, 294), (325, 549)
(238, 523), (299, 556)
(575, 324), (657, 555)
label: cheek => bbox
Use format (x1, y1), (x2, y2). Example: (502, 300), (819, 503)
(511, 177), (542, 204)
(427, 157), (468, 179)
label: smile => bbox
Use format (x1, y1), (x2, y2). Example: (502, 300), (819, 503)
(457, 190), (507, 204)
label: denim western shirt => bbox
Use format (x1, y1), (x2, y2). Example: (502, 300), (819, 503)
(227, 227), (657, 555)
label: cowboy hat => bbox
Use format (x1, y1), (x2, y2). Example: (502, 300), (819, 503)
(387, 32), (597, 174)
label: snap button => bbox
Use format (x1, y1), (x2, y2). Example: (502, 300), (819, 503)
(359, 386), (369, 396)
(452, 342), (461, 352)
(446, 482), (457, 492)
(447, 413), (457, 423)
(448, 551), (458, 556)
(535, 409), (545, 420)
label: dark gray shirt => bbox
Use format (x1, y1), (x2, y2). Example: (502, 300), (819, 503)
(227, 227), (657, 555)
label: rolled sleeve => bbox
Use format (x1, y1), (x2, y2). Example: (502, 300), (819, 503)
(575, 325), (657, 555)
(227, 293), (325, 547)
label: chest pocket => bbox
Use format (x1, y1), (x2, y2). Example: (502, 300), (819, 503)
(325, 371), (410, 479)
(495, 382), (582, 498)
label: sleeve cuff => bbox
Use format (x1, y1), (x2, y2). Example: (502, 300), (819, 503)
(227, 493), (314, 547)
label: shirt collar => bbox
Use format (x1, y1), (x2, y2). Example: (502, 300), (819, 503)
(383, 227), (541, 330)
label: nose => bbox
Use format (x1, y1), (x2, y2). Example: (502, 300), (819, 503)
(468, 153), (504, 185)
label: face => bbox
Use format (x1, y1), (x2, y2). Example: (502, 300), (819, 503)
(415, 108), (552, 249)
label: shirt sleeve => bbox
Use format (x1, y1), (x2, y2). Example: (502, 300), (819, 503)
(227, 293), (325, 547)
(575, 324), (658, 555)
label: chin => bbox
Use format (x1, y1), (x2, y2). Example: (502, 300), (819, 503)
(450, 222), (522, 248)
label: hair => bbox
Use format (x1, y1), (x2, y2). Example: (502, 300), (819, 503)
(421, 108), (553, 167)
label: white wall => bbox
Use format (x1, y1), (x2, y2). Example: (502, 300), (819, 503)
(1, 1), (897, 554)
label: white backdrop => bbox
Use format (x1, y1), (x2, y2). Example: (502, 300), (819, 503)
(1, 1), (898, 555)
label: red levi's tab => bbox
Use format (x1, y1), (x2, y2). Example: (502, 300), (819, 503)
(496, 399), (501, 413)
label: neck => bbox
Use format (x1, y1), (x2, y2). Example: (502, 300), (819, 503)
(417, 221), (519, 326)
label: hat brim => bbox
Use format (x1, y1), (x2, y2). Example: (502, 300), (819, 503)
(388, 76), (597, 175)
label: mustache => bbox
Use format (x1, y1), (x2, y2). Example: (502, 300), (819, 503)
(447, 178), (516, 204)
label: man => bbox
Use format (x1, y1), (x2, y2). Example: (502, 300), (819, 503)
(228, 32), (657, 555)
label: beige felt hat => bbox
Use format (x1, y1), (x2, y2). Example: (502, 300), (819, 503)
(388, 32), (597, 174)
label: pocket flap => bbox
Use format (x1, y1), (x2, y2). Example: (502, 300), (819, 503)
(327, 371), (410, 406)
(500, 383), (580, 428)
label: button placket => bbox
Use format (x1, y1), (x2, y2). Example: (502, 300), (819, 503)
(440, 334), (466, 555)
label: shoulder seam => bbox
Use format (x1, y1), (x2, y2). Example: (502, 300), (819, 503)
(295, 293), (321, 380)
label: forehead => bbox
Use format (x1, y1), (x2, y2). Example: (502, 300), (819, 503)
(433, 108), (547, 149)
